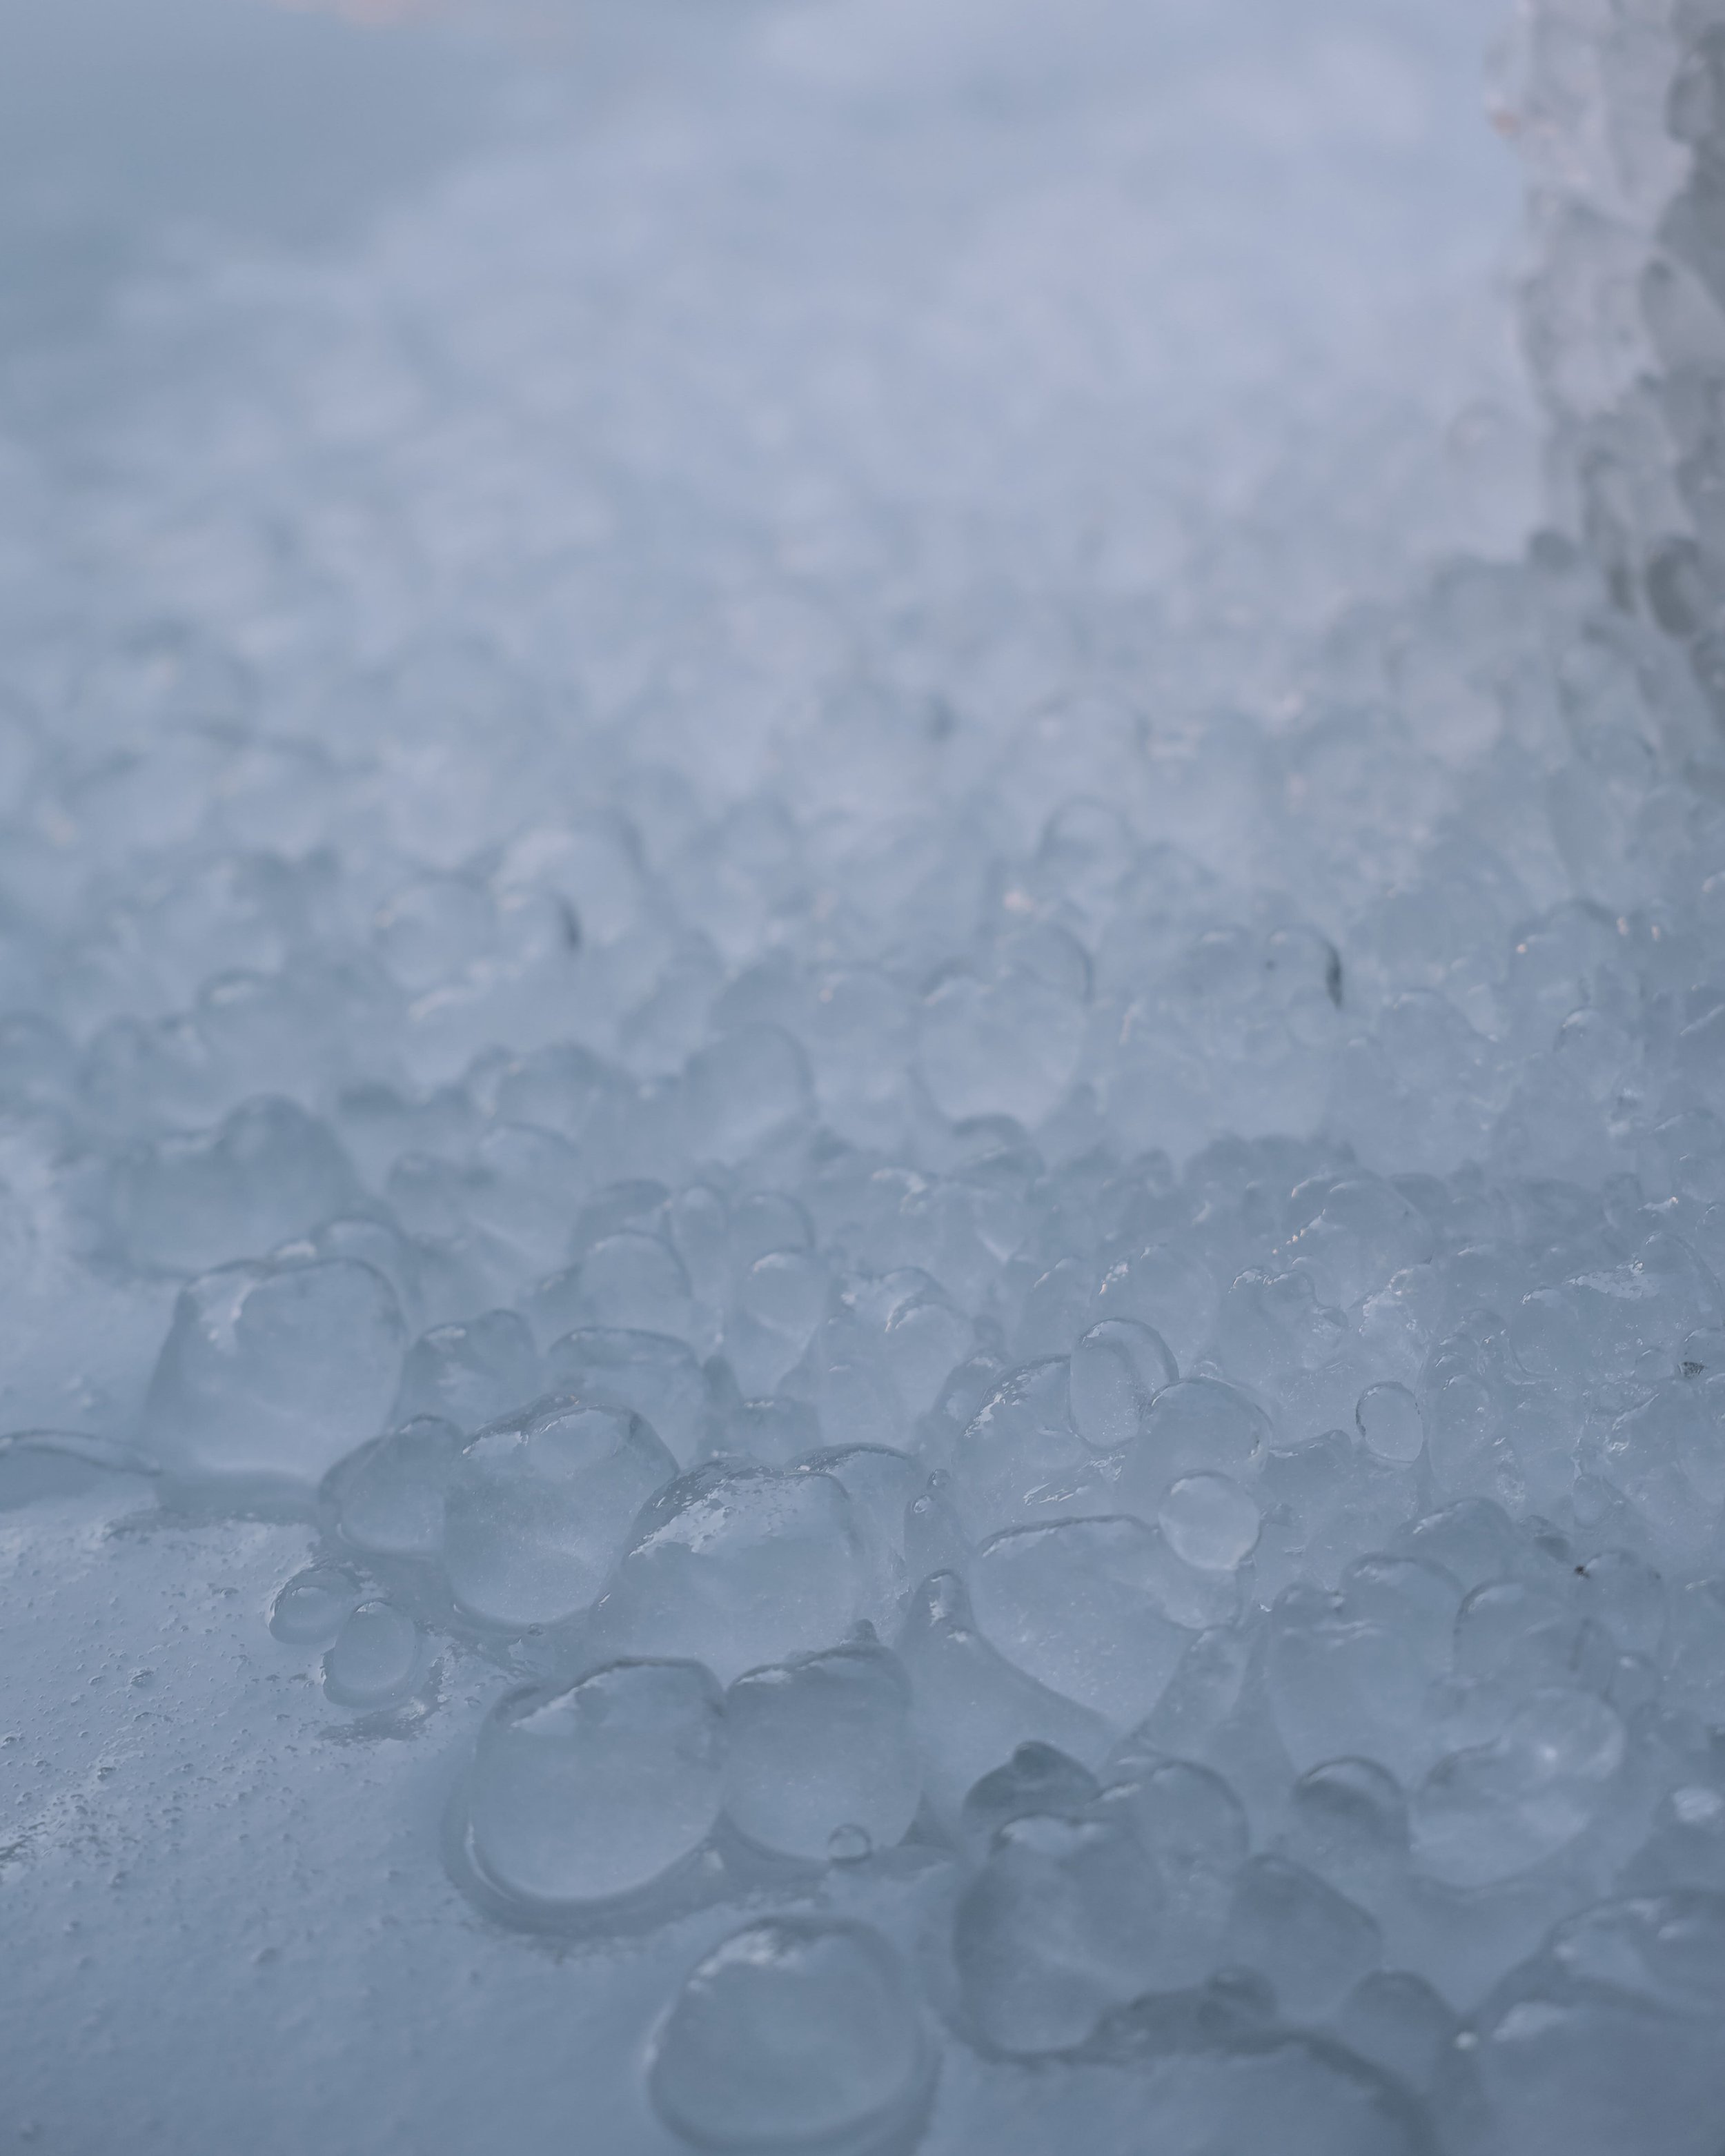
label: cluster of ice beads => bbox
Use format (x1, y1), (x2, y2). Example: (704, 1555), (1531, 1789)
(10, 0), (1725, 2149)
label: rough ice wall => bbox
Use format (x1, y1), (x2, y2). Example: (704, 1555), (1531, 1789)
(1509, 0), (1725, 714)
(5, 3), (1725, 2153)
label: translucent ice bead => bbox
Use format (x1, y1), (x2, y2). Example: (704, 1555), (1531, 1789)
(1573, 1547), (1666, 1658)
(270, 1563), (359, 1645)
(1283, 1759), (1410, 1910)
(954, 1812), (1165, 2053)
(1103, 1754), (1249, 1883)
(682, 1025), (814, 1165)
(799, 1445), (922, 1628)
(110, 1094), (359, 1276)
(1601, 1377), (1725, 1559)
(1454, 1579), (1599, 1688)
(585, 1463), (868, 1683)
(334, 1416), (458, 1559)
(724, 1637), (920, 1861)
(141, 1257), (406, 1490)
(395, 1311), (540, 1434)
(1461, 1895), (1725, 2156)
(323, 1599), (420, 1710)
(804, 966), (916, 1150)
(1512, 1233), (1722, 1389)
(1223, 1856), (1381, 2021)
(969, 1518), (1198, 1726)
(1355, 1381), (1425, 1465)
(1092, 1243), (1219, 1376)
(444, 1397), (676, 1629)
(894, 1573), (1110, 1824)
(542, 1327), (707, 1465)
(1068, 1318), (1177, 1449)
(468, 1661), (724, 1908)
(1158, 1473), (1260, 1571)
(649, 1921), (931, 2154)
(1267, 1584), (1435, 1784)
(952, 1360), (1098, 1539)
(1279, 1176), (1435, 1311)
(917, 947), (1085, 1128)
(565, 1232), (699, 1343)
(1332, 1970), (1456, 2093)
(1114, 1378), (1270, 1517)
(960, 1743), (1101, 1851)
(1095, 1757), (1246, 1986)
(1221, 1269), (1348, 1396)
(1411, 1688), (1626, 1888)
(902, 1467), (969, 1588)
(724, 1248), (830, 1397)
(876, 1281), (976, 1420)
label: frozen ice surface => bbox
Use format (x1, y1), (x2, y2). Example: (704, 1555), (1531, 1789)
(12, 0), (1725, 2148)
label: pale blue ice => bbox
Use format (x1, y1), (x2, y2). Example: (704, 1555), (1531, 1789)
(5, 2), (1725, 2153)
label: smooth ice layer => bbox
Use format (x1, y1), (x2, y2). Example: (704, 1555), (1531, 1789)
(8, 0), (1725, 2153)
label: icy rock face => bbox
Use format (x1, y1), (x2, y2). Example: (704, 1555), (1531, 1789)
(15, 0), (1725, 2148)
(1504, 0), (1725, 728)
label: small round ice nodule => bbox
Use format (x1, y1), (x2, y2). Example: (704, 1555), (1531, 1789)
(1356, 1381), (1425, 1464)
(467, 1659), (724, 1909)
(443, 1396), (677, 1630)
(1069, 1318), (1177, 1450)
(1158, 1473), (1259, 1572)
(649, 1920), (932, 2154)
(723, 1639), (921, 1863)
(270, 1564), (359, 1645)
(322, 1599), (420, 1708)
